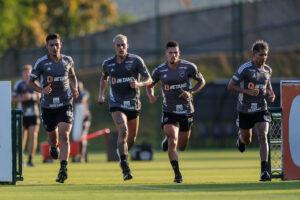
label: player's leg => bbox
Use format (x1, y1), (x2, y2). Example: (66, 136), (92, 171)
(55, 122), (72, 183)
(177, 130), (191, 151)
(254, 121), (271, 181)
(48, 129), (59, 159)
(164, 124), (182, 183)
(112, 111), (132, 181)
(177, 114), (193, 151)
(27, 124), (39, 166)
(22, 128), (28, 152)
(236, 112), (254, 152)
(80, 118), (90, 162)
(127, 116), (139, 150)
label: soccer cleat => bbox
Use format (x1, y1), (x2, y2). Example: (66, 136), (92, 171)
(120, 160), (133, 181)
(161, 137), (168, 152)
(260, 171), (271, 181)
(49, 146), (60, 160)
(26, 162), (34, 167)
(56, 167), (68, 183)
(236, 137), (245, 153)
(174, 173), (183, 183)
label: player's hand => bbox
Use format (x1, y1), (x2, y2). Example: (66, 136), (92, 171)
(179, 89), (192, 99)
(22, 92), (32, 101)
(129, 77), (140, 88)
(268, 91), (275, 102)
(246, 88), (259, 97)
(43, 84), (52, 95)
(72, 88), (79, 98)
(149, 95), (159, 104)
(98, 95), (106, 104)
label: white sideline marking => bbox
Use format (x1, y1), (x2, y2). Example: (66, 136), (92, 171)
(22, 181), (50, 186)
(122, 185), (196, 192)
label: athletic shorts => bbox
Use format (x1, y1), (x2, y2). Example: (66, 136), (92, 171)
(237, 110), (271, 129)
(23, 116), (40, 129)
(161, 112), (194, 132)
(41, 105), (73, 132)
(110, 107), (140, 121)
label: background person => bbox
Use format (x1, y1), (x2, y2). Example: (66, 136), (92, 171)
(12, 64), (40, 167)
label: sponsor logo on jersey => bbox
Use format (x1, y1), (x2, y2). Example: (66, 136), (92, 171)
(111, 77), (132, 84)
(125, 61), (134, 64)
(164, 83), (187, 91)
(107, 63), (115, 67)
(47, 76), (54, 83)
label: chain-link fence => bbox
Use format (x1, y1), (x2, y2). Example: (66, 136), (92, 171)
(268, 107), (283, 179)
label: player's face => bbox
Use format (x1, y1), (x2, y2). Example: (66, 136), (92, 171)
(22, 69), (31, 81)
(166, 47), (180, 65)
(113, 39), (128, 57)
(253, 49), (268, 67)
(46, 39), (62, 58)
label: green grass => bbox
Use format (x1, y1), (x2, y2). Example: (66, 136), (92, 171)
(1, 149), (300, 200)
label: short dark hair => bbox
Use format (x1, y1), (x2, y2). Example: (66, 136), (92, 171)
(166, 40), (179, 49)
(46, 33), (61, 43)
(251, 40), (269, 52)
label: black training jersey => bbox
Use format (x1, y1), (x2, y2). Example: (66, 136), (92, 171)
(12, 80), (39, 117)
(101, 53), (150, 111)
(231, 61), (272, 113)
(30, 54), (75, 109)
(152, 59), (202, 114)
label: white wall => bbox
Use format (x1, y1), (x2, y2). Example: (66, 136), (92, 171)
(0, 81), (12, 182)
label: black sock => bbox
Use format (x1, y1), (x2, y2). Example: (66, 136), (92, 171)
(120, 154), (128, 162)
(261, 161), (268, 172)
(28, 155), (32, 163)
(61, 160), (68, 168)
(170, 160), (180, 175)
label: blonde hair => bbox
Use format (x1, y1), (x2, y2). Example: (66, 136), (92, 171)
(22, 64), (32, 71)
(113, 34), (127, 44)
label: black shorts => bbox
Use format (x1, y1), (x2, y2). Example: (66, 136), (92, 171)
(161, 112), (194, 132)
(110, 107), (140, 121)
(237, 110), (271, 129)
(23, 116), (40, 129)
(41, 105), (73, 132)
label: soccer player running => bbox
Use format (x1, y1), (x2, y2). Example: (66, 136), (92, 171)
(12, 64), (40, 167)
(28, 33), (79, 183)
(146, 40), (205, 183)
(227, 40), (275, 181)
(98, 34), (152, 181)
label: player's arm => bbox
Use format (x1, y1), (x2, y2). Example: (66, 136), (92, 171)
(130, 75), (152, 88)
(98, 74), (109, 103)
(266, 79), (275, 102)
(146, 82), (159, 104)
(227, 79), (259, 97)
(68, 67), (79, 98)
(28, 77), (43, 93)
(180, 74), (206, 99)
(130, 57), (153, 88)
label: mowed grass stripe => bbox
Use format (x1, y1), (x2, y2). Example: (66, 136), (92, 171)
(1, 149), (300, 200)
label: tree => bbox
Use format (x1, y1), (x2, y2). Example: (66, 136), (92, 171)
(0, 0), (119, 54)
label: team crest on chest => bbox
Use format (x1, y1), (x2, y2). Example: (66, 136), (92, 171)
(179, 70), (185, 78)
(125, 64), (132, 71)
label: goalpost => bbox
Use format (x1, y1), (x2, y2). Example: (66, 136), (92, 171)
(0, 81), (23, 185)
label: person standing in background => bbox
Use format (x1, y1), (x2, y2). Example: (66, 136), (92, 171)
(12, 64), (40, 167)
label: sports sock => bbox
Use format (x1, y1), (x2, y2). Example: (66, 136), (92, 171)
(61, 160), (68, 169)
(170, 160), (180, 175)
(120, 154), (128, 162)
(28, 155), (32, 163)
(261, 161), (268, 172)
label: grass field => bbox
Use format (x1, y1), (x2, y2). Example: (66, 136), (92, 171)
(1, 149), (300, 200)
